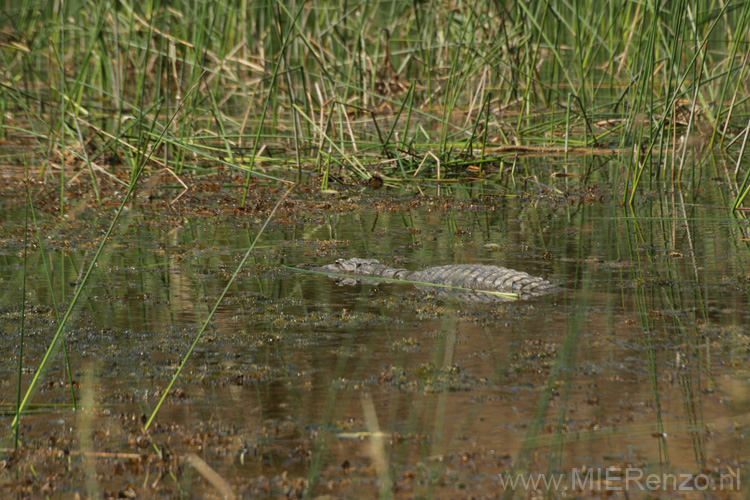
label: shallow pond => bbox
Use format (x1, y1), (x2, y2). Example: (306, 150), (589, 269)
(1, 174), (750, 498)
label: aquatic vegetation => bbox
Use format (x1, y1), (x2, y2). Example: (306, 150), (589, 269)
(1, 0), (749, 206)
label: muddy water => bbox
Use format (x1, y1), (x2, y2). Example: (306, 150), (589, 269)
(1, 185), (749, 498)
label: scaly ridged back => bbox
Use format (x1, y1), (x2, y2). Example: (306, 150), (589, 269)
(411, 264), (554, 300)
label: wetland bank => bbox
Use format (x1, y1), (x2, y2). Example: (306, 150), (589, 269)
(2, 0), (750, 498)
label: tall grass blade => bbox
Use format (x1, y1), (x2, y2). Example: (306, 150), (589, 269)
(144, 185), (295, 431)
(14, 174), (30, 449)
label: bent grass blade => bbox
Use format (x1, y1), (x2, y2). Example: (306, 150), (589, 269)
(144, 185), (295, 431)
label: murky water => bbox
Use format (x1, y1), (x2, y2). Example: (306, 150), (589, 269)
(2, 176), (750, 497)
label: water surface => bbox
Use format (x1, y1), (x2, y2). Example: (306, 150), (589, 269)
(1, 175), (749, 497)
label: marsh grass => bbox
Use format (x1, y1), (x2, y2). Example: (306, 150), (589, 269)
(1, 0), (749, 206)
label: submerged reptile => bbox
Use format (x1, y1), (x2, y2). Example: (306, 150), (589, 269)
(314, 258), (558, 302)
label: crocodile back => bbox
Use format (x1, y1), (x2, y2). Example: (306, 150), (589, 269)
(411, 264), (554, 300)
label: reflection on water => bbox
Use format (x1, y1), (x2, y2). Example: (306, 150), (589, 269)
(1, 179), (750, 497)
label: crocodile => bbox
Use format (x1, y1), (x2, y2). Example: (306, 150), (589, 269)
(314, 258), (558, 302)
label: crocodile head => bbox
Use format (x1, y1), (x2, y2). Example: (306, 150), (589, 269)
(314, 258), (387, 276)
